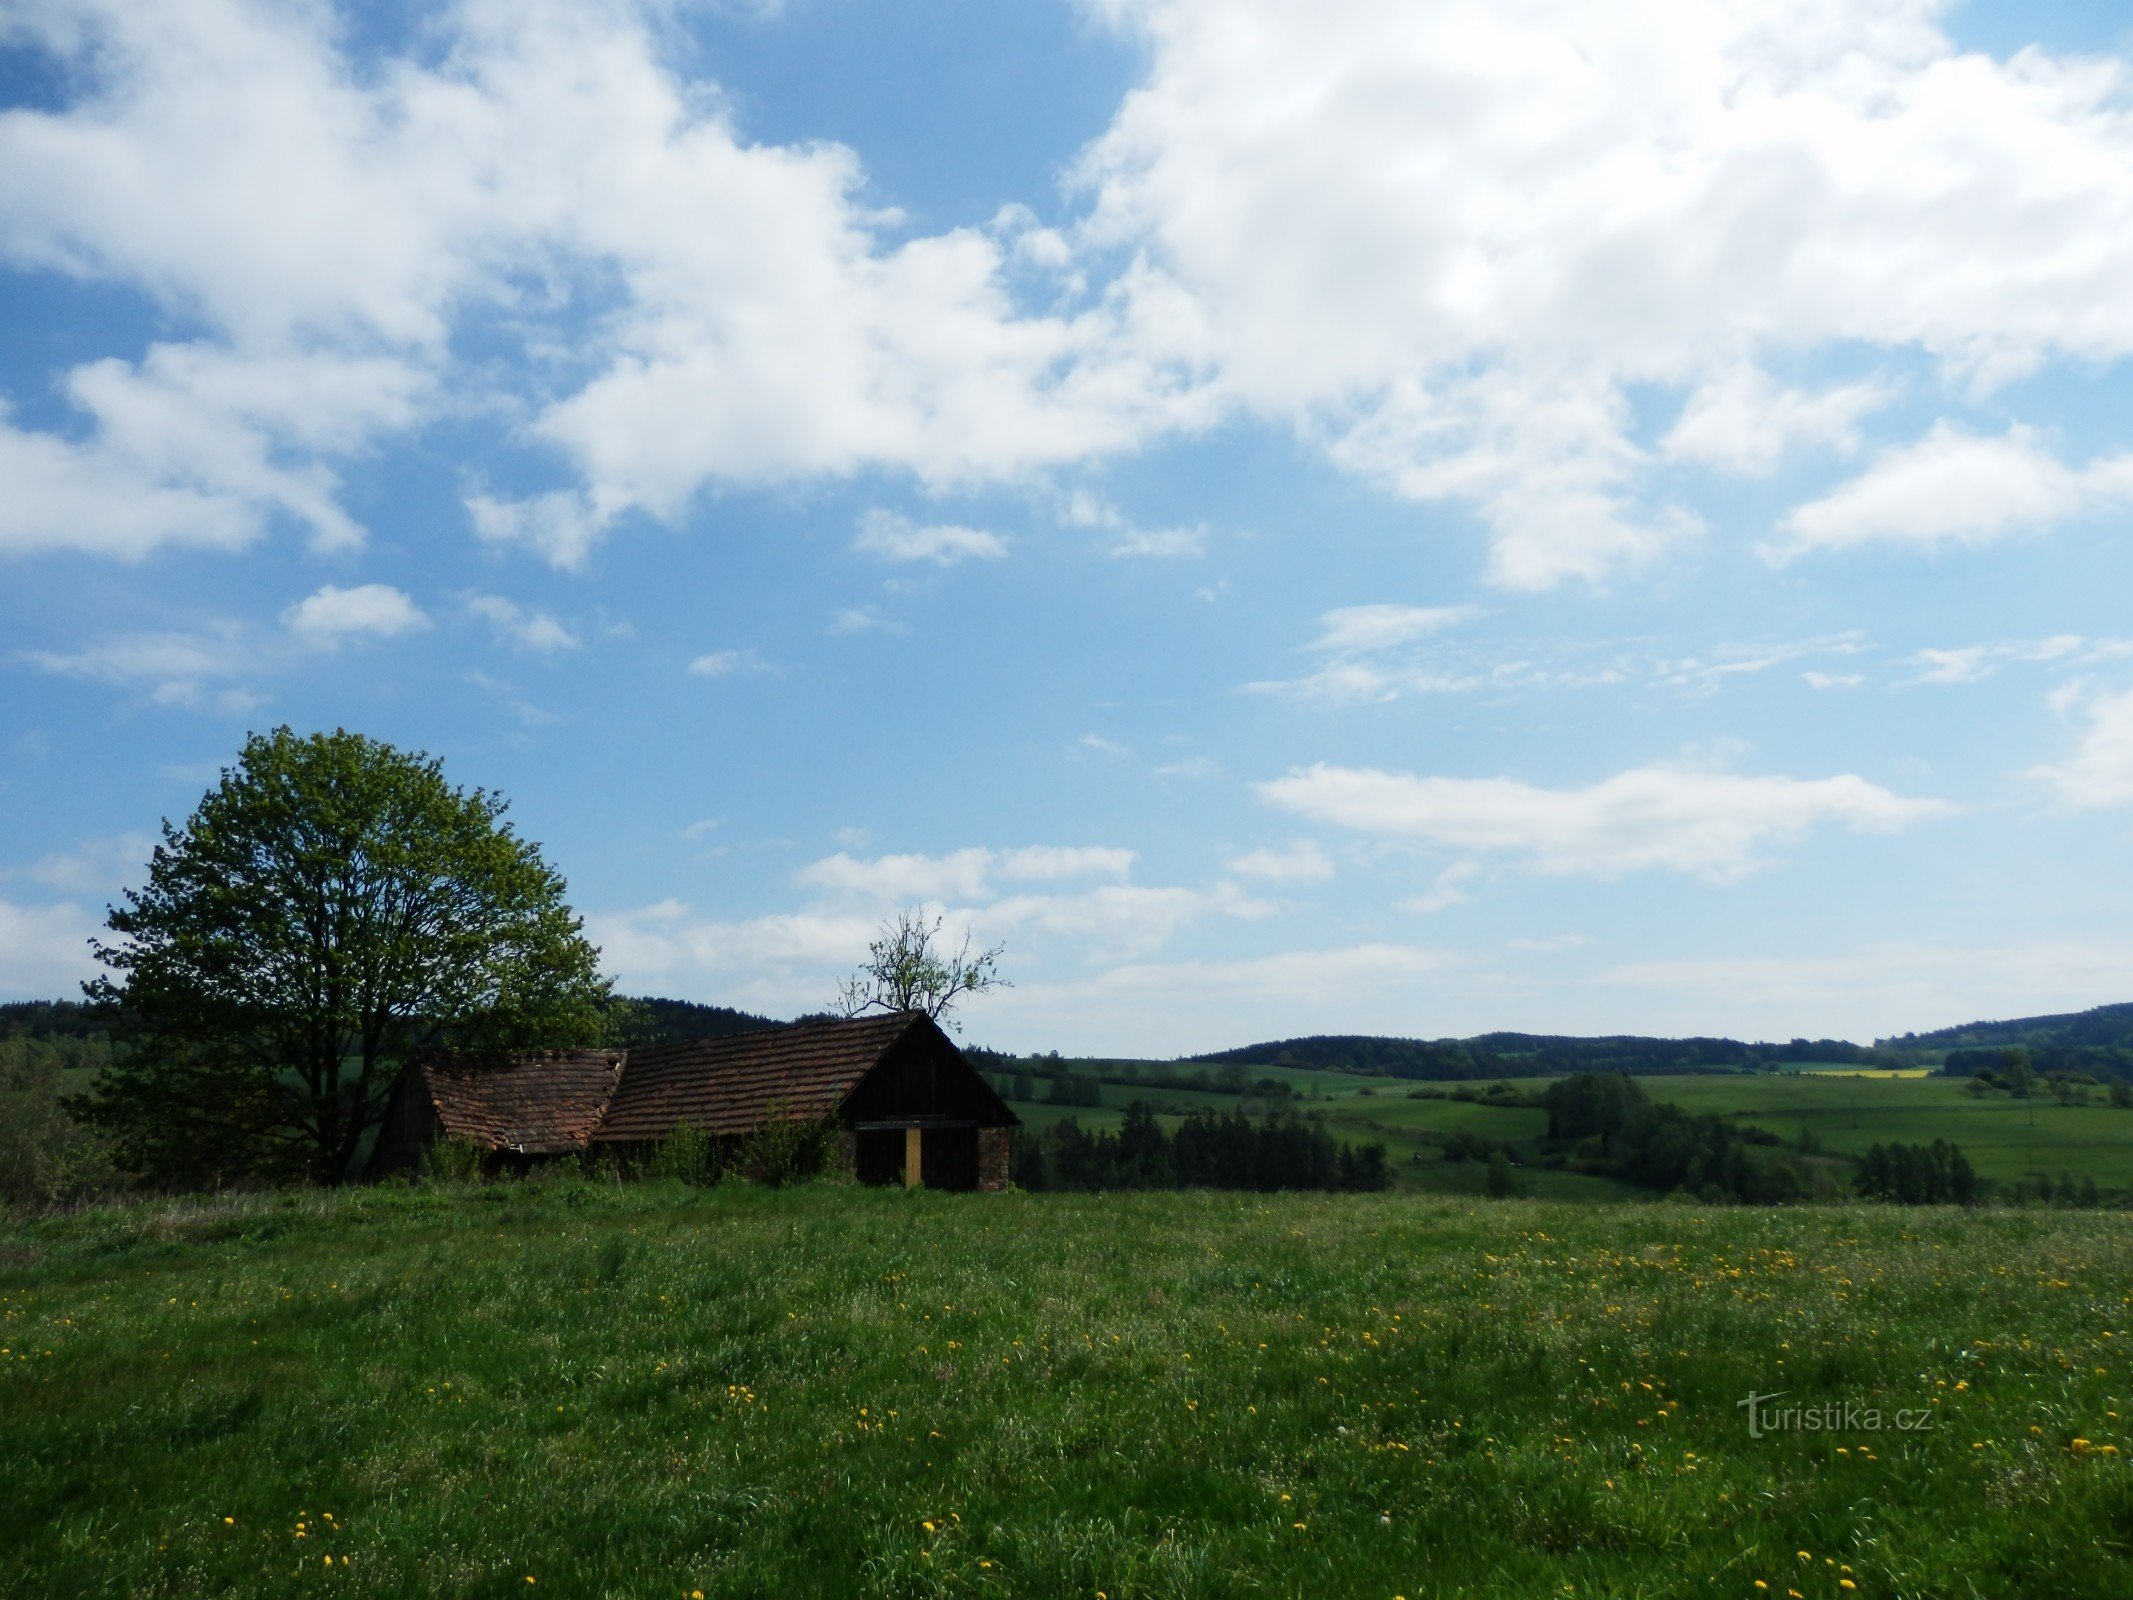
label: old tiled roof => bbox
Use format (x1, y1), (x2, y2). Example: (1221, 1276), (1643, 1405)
(593, 1011), (925, 1142)
(412, 1012), (945, 1151)
(423, 1048), (626, 1154)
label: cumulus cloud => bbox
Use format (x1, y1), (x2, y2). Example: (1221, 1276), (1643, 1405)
(592, 846), (1265, 1019)
(795, 845), (1137, 904)
(1258, 761), (1950, 880)
(465, 594), (579, 653)
(1662, 367), (1890, 475)
(0, 898), (103, 1000)
(0, 2), (1191, 567)
(0, 338), (422, 561)
(852, 508), (1007, 566)
(282, 584), (428, 647)
(2030, 686), (2133, 808)
(10, 2), (2133, 581)
(1227, 840), (1334, 883)
(1775, 425), (2133, 560)
(1078, 0), (2133, 583)
(466, 492), (611, 573)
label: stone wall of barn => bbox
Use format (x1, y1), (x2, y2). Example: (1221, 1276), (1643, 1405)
(977, 1127), (1011, 1192)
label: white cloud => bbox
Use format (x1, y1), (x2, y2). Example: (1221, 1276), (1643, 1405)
(1800, 671), (1864, 691)
(797, 848), (999, 905)
(795, 844), (1137, 904)
(465, 594), (580, 653)
(1662, 367), (1890, 475)
(853, 508), (1007, 566)
(1648, 634), (1866, 693)
(590, 866), (1268, 1024)
(1258, 760), (1950, 880)
(976, 881), (1271, 961)
(282, 584), (428, 647)
(828, 607), (904, 637)
(1156, 755), (1223, 780)
(687, 648), (769, 677)
(1775, 425), (2133, 560)
(20, 624), (262, 711)
(0, 898), (103, 1000)
(15, 2), (2133, 582)
(1227, 840), (1334, 883)
(0, 342), (423, 560)
(997, 845), (1139, 882)
(1078, 733), (1130, 757)
(2030, 686), (2133, 808)
(1904, 634), (2116, 686)
(1308, 604), (1482, 654)
(1107, 525), (1206, 559)
(466, 492), (612, 573)
(11, 832), (157, 897)
(1077, 0), (2133, 583)
(1401, 860), (1479, 913)
(0, 3), (1192, 568)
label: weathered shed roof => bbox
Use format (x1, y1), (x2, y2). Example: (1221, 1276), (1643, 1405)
(423, 1048), (625, 1154)
(593, 1011), (927, 1141)
(402, 1011), (1005, 1155)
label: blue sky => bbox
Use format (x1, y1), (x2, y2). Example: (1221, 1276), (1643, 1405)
(6, 0), (2133, 1055)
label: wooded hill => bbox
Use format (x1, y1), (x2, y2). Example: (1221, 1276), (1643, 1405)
(11, 994), (2133, 1083)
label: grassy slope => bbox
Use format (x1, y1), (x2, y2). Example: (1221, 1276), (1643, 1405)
(1635, 1076), (2133, 1188)
(3, 1182), (2129, 1599)
(1041, 1067), (2133, 1194)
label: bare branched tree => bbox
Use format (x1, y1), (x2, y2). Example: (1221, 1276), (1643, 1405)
(837, 909), (1007, 1030)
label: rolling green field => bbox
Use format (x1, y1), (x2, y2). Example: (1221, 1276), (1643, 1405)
(4, 1181), (2129, 1598)
(1004, 1067), (2133, 1196)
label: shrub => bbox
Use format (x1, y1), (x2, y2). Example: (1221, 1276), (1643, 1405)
(644, 1121), (718, 1185)
(426, 1136), (487, 1184)
(734, 1104), (834, 1187)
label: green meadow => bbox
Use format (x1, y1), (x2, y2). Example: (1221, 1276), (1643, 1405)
(1002, 1067), (2133, 1195)
(4, 1181), (2129, 1599)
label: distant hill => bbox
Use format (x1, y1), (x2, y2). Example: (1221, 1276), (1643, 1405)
(608, 995), (785, 1045)
(1190, 1031), (1875, 1081)
(1882, 1001), (2133, 1080)
(2, 995), (783, 1050)
(0, 1000), (108, 1041)
(1884, 1002), (2133, 1052)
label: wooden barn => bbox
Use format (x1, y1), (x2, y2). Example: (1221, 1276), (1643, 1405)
(370, 1010), (1017, 1190)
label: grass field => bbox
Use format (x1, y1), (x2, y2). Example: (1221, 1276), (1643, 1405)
(1001, 1066), (2133, 1198)
(4, 1181), (2129, 1598)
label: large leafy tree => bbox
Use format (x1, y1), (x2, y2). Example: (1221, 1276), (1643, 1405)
(80, 728), (611, 1185)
